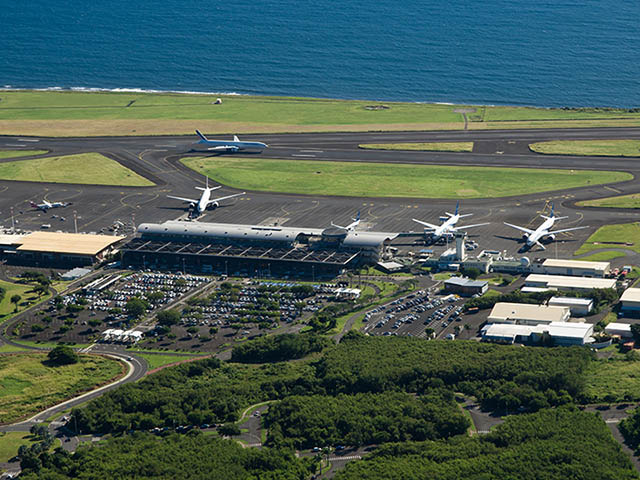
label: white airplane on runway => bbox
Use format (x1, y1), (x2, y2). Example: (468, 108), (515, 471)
(167, 177), (245, 218)
(331, 211), (361, 232)
(413, 202), (488, 242)
(503, 204), (588, 251)
(30, 200), (71, 211)
(193, 130), (268, 152)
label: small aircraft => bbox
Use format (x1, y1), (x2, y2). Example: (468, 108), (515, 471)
(331, 211), (361, 232)
(167, 176), (245, 218)
(193, 130), (268, 152)
(503, 203), (588, 251)
(30, 200), (71, 212)
(413, 202), (488, 242)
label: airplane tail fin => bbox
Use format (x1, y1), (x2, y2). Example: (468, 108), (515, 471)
(29, 201), (37, 207)
(195, 130), (208, 141)
(233, 135), (240, 142)
(354, 211), (360, 221)
(455, 201), (459, 215)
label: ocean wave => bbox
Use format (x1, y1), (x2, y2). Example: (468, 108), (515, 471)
(0, 86), (246, 96)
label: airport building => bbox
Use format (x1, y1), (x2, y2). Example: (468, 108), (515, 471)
(548, 297), (593, 316)
(620, 288), (640, 318)
(488, 302), (570, 325)
(121, 221), (399, 277)
(531, 258), (610, 278)
(443, 276), (488, 297)
(482, 321), (594, 346)
(0, 232), (124, 267)
(524, 274), (616, 293)
(605, 322), (633, 339)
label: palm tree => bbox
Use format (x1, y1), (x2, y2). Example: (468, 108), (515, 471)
(10, 294), (21, 312)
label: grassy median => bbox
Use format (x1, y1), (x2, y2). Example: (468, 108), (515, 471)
(0, 150), (47, 159)
(574, 222), (640, 255)
(1, 91), (640, 136)
(181, 157), (631, 199)
(577, 193), (640, 209)
(530, 140), (640, 157)
(0, 153), (154, 186)
(359, 142), (473, 152)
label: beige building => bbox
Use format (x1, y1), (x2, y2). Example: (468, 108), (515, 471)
(488, 302), (570, 325)
(524, 274), (616, 292)
(534, 259), (610, 278)
(621, 288), (640, 317)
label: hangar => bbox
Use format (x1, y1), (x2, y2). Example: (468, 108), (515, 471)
(121, 221), (399, 277)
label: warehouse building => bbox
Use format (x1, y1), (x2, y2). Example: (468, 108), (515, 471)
(121, 221), (398, 277)
(548, 297), (594, 316)
(482, 321), (593, 346)
(605, 322), (633, 339)
(443, 276), (488, 297)
(531, 258), (610, 278)
(524, 274), (616, 292)
(0, 231), (124, 267)
(620, 288), (640, 318)
(488, 302), (570, 325)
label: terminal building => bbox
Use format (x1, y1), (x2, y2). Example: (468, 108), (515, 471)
(121, 221), (399, 277)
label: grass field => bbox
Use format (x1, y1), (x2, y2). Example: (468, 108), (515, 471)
(574, 223), (640, 255)
(585, 359), (640, 402)
(0, 153), (153, 186)
(0, 150), (47, 159)
(0, 279), (51, 326)
(530, 140), (640, 157)
(181, 157), (630, 199)
(358, 142), (474, 152)
(0, 343), (28, 353)
(576, 251), (627, 262)
(0, 353), (123, 423)
(0, 432), (36, 462)
(135, 352), (197, 370)
(577, 193), (640, 209)
(1, 91), (640, 136)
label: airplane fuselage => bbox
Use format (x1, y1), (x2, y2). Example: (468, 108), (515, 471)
(195, 139), (268, 152)
(524, 217), (556, 247)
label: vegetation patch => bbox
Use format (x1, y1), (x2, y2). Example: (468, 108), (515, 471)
(575, 222), (640, 255)
(530, 139), (640, 157)
(231, 333), (331, 363)
(0, 352), (123, 423)
(0, 153), (154, 186)
(135, 353), (198, 370)
(0, 150), (47, 159)
(584, 356), (640, 403)
(181, 157), (630, 199)
(358, 142), (473, 152)
(578, 193), (640, 209)
(576, 251), (627, 262)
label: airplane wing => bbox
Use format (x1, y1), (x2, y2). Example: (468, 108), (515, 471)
(412, 219), (439, 229)
(547, 226), (589, 235)
(503, 222), (534, 235)
(206, 192), (246, 206)
(453, 222), (490, 230)
(167, 195), (199, 203)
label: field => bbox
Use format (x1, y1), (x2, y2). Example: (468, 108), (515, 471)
(0, 279), (50, 325)
(577, 193), (640, 209)
(134, 352), (198, 370)
(530, 140), (640, 157)
(585, 359), (640, 402)
(0, 91), (640, 136)
(0, 353), (124, 423)
(576, 251), (627, 262)
(0, 150), (47, 159)
(574, 223), (640, 255)
(181, 157), (631, 199)
(0, 153), (154, 186)
(358, 142), (473, 152)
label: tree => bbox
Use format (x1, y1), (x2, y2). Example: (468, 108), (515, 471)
(11, 294), (21, 312)
(156, 309), (181, 327)
(631, 324), (640, 344)
(145, 290), (165, 304)
(219, 423), (241, 436)
(125, 298), (148, 318)
(47, 345), (78, 365)
(32, 284), (48, 298)
(460, 267), (482, 280)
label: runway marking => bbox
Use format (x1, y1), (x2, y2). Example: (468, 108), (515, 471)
(300, 149), (324, 153)
(155, 144), (177, 148)
(17, 138), (39, 142)
(292, 154), (316, 157)
(5, 144), (26, 147)
(604, 185), (623, 194)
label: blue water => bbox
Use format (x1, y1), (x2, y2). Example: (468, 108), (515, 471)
(1, 0), (639, 107)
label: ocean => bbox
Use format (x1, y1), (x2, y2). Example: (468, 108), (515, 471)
(1, 0), (639, 107)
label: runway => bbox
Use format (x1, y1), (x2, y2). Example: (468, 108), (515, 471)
(0, 127), (639, 262)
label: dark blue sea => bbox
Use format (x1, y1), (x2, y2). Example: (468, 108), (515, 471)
(1, 0), (639, 107)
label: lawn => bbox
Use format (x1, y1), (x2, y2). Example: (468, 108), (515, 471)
(181, 157), (630, 199)
(576, 251), (627, 262)
(358, 142), (473, 152)
(585, 359), (640, 402)
(0, 353), (124, 423)
(0, 150), (47, 159)
(0, 153), (154, 186)
(577, 193), (640, 209)
(574, 223), (640, 255)
(1, 91), (640, 136)
(530, 140), (640, 157)
(135, 352), (198, 370)
(0, 343), (28, 353)
(0, 279), (51, 325)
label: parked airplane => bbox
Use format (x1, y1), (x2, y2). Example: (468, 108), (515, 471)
(167, 177), (245, 218)
(331, 211), (361, 232)
(503, 204), (588, 251)
(30, 200), (71, 211)
(193, 130), (268, 152)
(413, 202), (488, 242)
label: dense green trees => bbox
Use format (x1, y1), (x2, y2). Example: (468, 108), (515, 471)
(156, 309), (181, 326)
(231, 333), (332, 363)
(620, 407), (640, 453)
(19, 433), (312, 480)
(125, 297), (148, 318)
(47, 345), (78, 365)
(334, 408), (639, 480)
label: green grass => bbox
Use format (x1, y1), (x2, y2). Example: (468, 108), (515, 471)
(585, 359), (640, 402)
(576, 251), (627, 262)
(0, 352), (123, 423)
(0, 150), (47, 159)
(0, 153), (153, 186)
(10, 340), (90, 349)
(181, 157), (631, 199)
(0, 343), (28, 353)
(0, 279), (51, 326)
(574, 223), (640, 255)
(135, 353), (199, 370)
(358, 142), (473, 152)
(433, 272), (455, 281)
(2, 91), (640, 136)
(530, 140), (640, 157)
(577, 193), (640, 209)
(0, 432), (36, 462)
